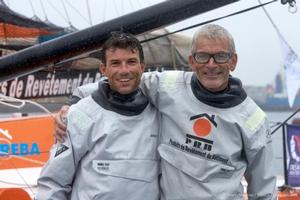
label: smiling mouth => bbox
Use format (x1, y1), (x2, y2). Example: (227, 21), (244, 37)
(204, 72), (220, 77)
(119, 78), (131, 82)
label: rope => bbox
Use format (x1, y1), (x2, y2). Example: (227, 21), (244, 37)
(270, 108), (300, 134)
(121, 0), (125, 15)
(50, 0), (280, 70)
(257, 0), (296, 51)
(47, 0), (69, 25)
(140, 0), (278, 43)
(28, 0), (36, 17)
(0, 94), (51, 114)
(61, 0), (72, 27)
(102, 0), (107, 22)
(136, 0), (143, 9)
(128, 0), (135, 12)
(65, 0), (90, 25)
(86, 0), (93, 26)
(112, 0), (120, 16)
(39, 0), (48, 20)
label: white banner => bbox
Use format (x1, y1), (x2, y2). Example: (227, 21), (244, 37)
(278, 33), (300, 107)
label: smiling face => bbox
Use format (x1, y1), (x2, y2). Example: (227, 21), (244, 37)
(189, 37), (237, 93)
(100, 47), (145, 94)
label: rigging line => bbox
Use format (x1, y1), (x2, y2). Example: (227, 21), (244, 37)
(270, 107), (300, 134)
(257, 0), (296, 49)
(48, 1), (277, 69)
(258, 0), (281, 34)
(47, 0), (69, 25)
(28, 0), (36, 16)
(8, 160), (35, 196)
(0, 94), (51, 113)
(146, 0), (152, 7)
(4, 0), (9, 7)
(112, 0), (120, 16)
(0, 151), (46, 165)
(65, 0), (90, 25)
(0, 179), (36, 187)
(61, 0), (72, 27)
(39, 0), (48, 20)
(136, 0), (143, 9)
(102, 0), (107, 22)
(86, 0), (93, 26)
(121, 0), (124, 15)
(128, 0), (135, 11)
(140, 0), (278, 44)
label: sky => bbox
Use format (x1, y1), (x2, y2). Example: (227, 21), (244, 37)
(4, 0), (300, 86)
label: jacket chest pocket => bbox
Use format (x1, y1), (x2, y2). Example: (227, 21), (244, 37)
(92, 159), (158, 182)
(91, 159), (160, 200)
(158, 144), (235, 182)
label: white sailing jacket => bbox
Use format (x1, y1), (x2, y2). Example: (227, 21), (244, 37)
(36, 82), (160, 200)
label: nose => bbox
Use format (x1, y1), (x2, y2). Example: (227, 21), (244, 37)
(206, 57), (217, 67)
(120, 62), (130, 74)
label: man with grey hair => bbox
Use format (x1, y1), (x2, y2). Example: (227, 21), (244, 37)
(56, 24), (277, 199)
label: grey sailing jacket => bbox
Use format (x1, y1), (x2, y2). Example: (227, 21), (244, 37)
(36, 83), (160, 200)
(141, 71), (277, 200)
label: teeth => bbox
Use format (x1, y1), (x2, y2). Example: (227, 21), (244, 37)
(119, 79), (130, 82)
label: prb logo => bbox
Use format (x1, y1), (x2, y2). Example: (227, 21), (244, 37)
(185, 113), (217, 151)
(190, 113), (217, 137)
(185, 134), (213, 151)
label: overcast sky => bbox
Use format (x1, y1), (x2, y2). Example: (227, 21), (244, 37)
(4, 0), (300, 86)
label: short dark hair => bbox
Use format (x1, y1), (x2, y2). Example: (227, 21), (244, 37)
(101, 32), (144, 64)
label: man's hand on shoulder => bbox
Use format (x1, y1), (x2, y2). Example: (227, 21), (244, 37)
(54, 105), (70, 142)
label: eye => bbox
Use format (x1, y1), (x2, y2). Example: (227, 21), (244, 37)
(193, 52), (210, 63)
(215, 53), (229, 59)
(127, 59), (138, 65)
(214, 53), (231, 63)
(110, 60), (121, 67)
(195, 53), (209, 60)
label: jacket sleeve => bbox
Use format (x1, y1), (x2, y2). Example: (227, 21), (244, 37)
(243, 108), (278, 200)
(69, 82), (99, 105)
(36, 106), (91, 200)
(140, 72), (161, 107)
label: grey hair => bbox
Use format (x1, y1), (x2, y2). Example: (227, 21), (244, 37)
(191, 24), (236, 53)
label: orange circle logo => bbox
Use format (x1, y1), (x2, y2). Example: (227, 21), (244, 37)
(193, 118), (211, 137)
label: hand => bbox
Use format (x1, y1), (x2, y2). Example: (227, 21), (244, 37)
(54, 105), (70, 142)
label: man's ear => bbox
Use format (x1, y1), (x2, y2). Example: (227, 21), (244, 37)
(140, 63), (145, 72)
(99, 63), (106, 75)
(188, 54), (196, 71)
(229, 53), (238, 72)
